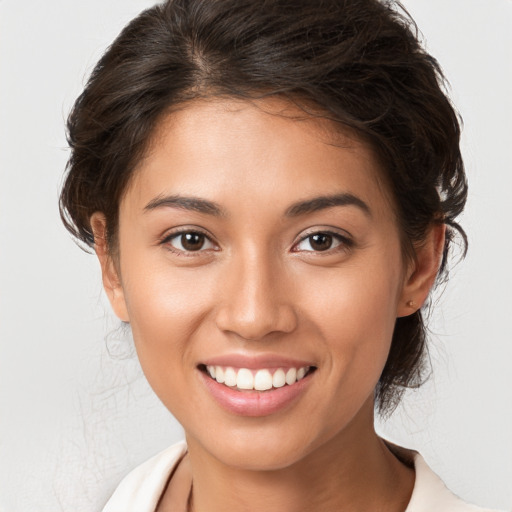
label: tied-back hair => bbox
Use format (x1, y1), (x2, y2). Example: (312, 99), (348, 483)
(60, 0), (467, 414)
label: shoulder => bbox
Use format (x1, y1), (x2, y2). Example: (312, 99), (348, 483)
(102, 440), (187, 512)
(407, 450), (503, 512)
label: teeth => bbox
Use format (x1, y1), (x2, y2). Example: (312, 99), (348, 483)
(236, 368), (254, 390)
(272, 369), (286, 388)
(297, 367), (307, 380)
(207, 365), (311, 391)
(285, 367), (297, 385)
(254, 369), (273, 391)
(215, 366), (225, 384)
(224, 367), (237, 387)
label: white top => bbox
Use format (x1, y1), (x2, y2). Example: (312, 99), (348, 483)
(102, 441), (501, 512)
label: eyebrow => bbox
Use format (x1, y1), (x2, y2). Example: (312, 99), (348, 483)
(144, 194), (225, 216)
(143, 192), (371, 218)
(285, 193), (371, 217)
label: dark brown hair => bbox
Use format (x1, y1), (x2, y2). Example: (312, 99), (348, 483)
(60, 0), (467, 414)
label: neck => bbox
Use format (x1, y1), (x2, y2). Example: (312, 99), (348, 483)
(185, 400), (414, 512)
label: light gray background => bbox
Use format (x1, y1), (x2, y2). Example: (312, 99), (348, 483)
(0, 1), (511, 511)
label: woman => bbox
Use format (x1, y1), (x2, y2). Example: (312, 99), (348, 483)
(59, 0), (502, 510)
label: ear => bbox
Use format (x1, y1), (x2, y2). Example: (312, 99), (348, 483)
(396, 223), (446, 318)
(90, 212), (130, 322)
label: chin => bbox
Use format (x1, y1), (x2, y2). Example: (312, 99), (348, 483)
(189, 422), (325, 472)
(217, 443), (309, 472)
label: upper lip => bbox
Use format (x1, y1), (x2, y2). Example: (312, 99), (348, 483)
(200, 353), (316, 370)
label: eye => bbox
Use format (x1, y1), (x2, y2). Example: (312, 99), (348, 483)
(294, 231), (351, 253)
(164, 231), (216, 253)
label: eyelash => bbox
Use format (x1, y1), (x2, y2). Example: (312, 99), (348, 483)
(160, 228), (218, 257)
(292, 230), (354, 255)
(160, 229), (354, 256)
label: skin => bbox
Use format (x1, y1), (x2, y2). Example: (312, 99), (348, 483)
(92, 98), (444, 512)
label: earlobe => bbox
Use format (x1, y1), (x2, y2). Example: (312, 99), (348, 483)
(90, 213), (130, 322)
(397, 224), (446, 318)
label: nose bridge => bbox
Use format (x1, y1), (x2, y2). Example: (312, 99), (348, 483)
(215, 244), (296, 340)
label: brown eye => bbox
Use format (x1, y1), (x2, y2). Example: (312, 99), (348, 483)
(308, 233), (333, 251)
(167, 231), (215, 252)
(181, 233), (205, 251)
(294, 231), (350, 253)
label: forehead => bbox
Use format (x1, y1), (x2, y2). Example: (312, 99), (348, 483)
(125, 97), (394, 217)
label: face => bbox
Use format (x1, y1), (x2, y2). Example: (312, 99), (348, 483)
(98, 98), (423, 471)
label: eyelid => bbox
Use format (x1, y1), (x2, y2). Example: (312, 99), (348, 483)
(159, 226), (219, 254)
(291, 227), (354, 253)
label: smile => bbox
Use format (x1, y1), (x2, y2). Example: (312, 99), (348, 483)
(205, 365), (312, 391)
(199, 362), (317, 416)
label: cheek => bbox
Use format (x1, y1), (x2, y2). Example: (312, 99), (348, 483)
(119, 256), (217, 389)
(297, 258), (402, 387)
(122, 245), (216, 324)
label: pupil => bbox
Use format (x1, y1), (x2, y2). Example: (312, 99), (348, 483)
(182, 233), (204, 251)
(310, 233), (332, 251)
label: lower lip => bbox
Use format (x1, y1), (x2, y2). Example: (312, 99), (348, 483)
(199, 370), (313, 417)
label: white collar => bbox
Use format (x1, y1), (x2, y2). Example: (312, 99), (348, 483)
(102, 440), (499, 512)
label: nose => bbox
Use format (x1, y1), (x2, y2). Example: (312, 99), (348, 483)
(214, 251), (298, 341)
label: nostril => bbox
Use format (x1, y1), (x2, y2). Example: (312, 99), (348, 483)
(214, 307), (298, 340)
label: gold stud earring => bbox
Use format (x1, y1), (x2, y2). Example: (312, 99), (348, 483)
(406, 300), (416, 308)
